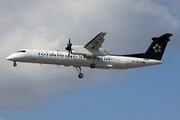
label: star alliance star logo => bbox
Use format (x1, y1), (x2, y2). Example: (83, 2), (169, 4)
(153, 44), (162, 53)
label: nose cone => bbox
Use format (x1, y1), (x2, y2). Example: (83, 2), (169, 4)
(6, 54), (14, 61)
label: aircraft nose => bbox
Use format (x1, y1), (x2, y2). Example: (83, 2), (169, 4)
(6, 54), (14, 61)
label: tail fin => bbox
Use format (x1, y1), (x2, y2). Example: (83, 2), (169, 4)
(144, 33), (173, 60)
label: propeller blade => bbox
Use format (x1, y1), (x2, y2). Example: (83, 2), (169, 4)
(69, 38), (71, 45)
(65, 38), (72, 57)
(68, 51), (70, 57)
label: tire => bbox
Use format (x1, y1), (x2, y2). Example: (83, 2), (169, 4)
(90, 63), (95, 68)
(78, 73), (84, 79)
(13, 62), (17, 67)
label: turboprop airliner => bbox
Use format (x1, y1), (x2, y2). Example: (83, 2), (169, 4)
(6, 32), (172, 78)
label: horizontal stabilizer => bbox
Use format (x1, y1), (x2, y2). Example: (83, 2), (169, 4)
(152, 33), (173, 41)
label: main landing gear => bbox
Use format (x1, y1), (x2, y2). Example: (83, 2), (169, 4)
(75, 67), (84, 79)
(90, 63), (95, 69)
(13, 61), (17, 67)
(75, 63), (95, 79)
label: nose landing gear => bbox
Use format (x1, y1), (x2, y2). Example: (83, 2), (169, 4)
(75, 67), (84, 79)
(13, 61), (17, 67)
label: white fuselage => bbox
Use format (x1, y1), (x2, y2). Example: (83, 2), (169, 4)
(6, 49), (163, 69)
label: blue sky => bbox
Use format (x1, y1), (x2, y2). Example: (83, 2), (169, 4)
(0, 0), (180, 120)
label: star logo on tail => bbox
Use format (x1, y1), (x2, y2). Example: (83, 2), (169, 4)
(153, 44), (162, 53)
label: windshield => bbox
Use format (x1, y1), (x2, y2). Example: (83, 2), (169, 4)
(17, 50), (26, 53)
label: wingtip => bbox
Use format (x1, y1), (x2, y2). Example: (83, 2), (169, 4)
(165, 33), (173, 38)
(101, 31), (107, 34)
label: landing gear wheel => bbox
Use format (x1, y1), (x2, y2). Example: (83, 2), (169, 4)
(90, 63), (95, 69)
(78, 73), (84, 79)
(13, 62), (17, 67)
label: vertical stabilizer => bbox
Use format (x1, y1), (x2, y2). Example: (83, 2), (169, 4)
(144, 33), (173, 60)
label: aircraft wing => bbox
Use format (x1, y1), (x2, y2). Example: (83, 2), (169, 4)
(84, 32), (107, 50)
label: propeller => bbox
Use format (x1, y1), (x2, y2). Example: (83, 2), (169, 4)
(65, 38), (72, 57)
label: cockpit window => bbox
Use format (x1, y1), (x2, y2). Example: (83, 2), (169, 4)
(17, 50), (26, 53)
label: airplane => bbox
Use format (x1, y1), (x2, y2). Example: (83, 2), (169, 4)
(6, 32), (173, 79)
